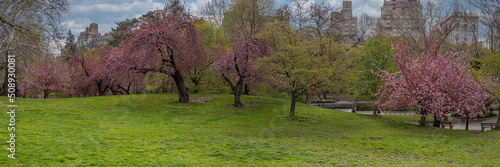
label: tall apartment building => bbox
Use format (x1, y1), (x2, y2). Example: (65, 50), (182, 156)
(76, 23), (110, 49)
(441, 11), (479, 45)
(332, 1), (357, 38)
(376, 0), (423, 36)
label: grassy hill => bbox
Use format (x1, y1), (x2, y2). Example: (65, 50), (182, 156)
(1, 94), (499, 166)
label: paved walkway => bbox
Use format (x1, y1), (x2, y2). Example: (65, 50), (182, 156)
(336, 109), (497, 132)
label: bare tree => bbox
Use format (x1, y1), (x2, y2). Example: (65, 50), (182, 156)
(357, 13), (377, 41)
(222, 0), (276, 33)
(467, 0), (500, 51)
(0, 0), (69, 96)
(382, 0), (461, 53)
(201, 0), (233, 27)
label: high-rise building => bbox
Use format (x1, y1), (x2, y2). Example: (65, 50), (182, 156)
(76, 23), (110, 49)
(332, 1), (357, 38)
(376, 0), (423, 36)
(441, 11), (479, 45)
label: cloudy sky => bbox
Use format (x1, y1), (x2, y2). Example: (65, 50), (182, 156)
(62, 0), (389, 38)
(63, 0), (471, 39)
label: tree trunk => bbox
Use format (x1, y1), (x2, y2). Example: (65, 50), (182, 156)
(305, 90), (313, 105)
(352, 97), (357, 112)
(43, 90), (49, 99)
(420, 115), (426, 126)
(171, 70), (189, 103)
(465, 114), (469, 130)
(495, 106), (500, 130)
(190, 75), (201, 93)
(97, 82), (108, 96)
(289, 93), (297, 116)
(305, 92), (311, 105)
(233, 82), (244, 107)
(496, 114), (500, 130)
(373, 103), (378, 115)
(244, 84), (250, 95)
(433, 115), (440, 127)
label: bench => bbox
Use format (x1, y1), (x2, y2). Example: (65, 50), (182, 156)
(426, 121), (434, 126)
(481, 123), (497, 132)
(441, 121), (454, 129)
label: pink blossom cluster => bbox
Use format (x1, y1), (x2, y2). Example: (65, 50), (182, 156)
(211, 29), (273, 86)
(20, 56), (73, 98)
(374, 34), (490, 119)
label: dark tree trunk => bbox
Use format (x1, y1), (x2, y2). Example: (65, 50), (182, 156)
(190, 76), (201, 93)
(171, 70), (189, 103)
(233, 82), (244, 107)
(352, 97), (357, 112)
(419, 108), (427, 126)
(466, 114), (469, 130)
(496, 114), (500, 130)
(305, 90), (313, 105)
(373, 103), (378, 115)
(290, 93), (297, 116)
(43, 90), (49, 99)
(433, 115), (440, 127)
(244, 84), (250, 95)
(495, 104), (500, 130)
(97, 81), (108, 96)
(420, 115), (426, 126)
(118, 84), (131, 95)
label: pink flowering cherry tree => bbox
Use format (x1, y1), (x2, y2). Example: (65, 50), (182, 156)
(121, 8), (205, 103)
(212, 30), (273, 107)
(20, 55), (73, 98)
(72, 48), (114, 96)
(374, 33), (490, 127)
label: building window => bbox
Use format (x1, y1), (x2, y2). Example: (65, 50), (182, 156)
(464, 37), (467, 41)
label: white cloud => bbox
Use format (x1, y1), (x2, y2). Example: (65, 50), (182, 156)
(327, 0), (342, 7)
(365, 0), (385, 8)
(189, 2), (200, 13)
(72, 1), (164, 13)
(353, 4), (379, 18)
(61, 20), (84, 30)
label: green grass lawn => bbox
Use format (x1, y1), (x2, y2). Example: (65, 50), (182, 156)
(1, 93), (499, 166)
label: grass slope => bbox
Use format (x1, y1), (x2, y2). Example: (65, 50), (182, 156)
(1, 94), (499, 166)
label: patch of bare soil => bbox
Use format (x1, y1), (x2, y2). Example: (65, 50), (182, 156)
(191, 97), (213, 103)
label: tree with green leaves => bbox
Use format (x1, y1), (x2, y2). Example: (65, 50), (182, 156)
(260, 21), (332, 116)
(350, 38), (396, 115)
(474, 49), (500, 129)
(109, 18), (139, 47)
(62, 30), (77, 61)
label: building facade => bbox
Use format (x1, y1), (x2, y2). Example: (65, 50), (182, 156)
(441, 11), (479, 45)
(377, 0), (423, 36)
(331, 1), (357, 38)
(76, 23), (110, 49)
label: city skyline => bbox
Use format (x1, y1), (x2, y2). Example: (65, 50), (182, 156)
(63, 0), (397, 38)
